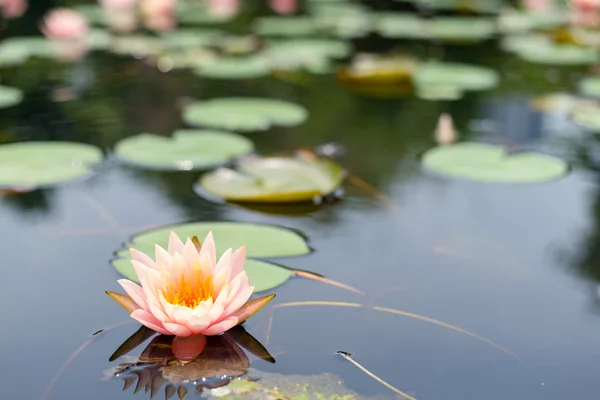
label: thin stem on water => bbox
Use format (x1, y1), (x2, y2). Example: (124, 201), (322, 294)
(337, 351), (417, 400)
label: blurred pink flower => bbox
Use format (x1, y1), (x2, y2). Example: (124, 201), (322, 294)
(269, 0), (297, 15)
(521, 0), (551, 12)
(0, 0), (27, 19)
(40, 8), (89, 40)
(207, 0), (239, 18)
(140, 0), (176, 32)
(99, 0), (137, 10)
(107, 231), (275, 337)
(570, 0), (600, 26)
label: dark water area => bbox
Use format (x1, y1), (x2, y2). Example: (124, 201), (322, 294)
(3, 3), (600, 400)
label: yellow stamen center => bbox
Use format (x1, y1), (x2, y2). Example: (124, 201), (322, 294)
(164, 273), (213, 308)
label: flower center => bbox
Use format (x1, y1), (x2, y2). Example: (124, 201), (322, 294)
(164, 273), (213, 308)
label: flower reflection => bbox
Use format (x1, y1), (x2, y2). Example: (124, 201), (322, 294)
(109, 324), (274, 399)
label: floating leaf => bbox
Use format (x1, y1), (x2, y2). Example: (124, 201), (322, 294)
(176, 3), (234, 24)
(421, 142), (568, 183)
(578, 76), (600, 99)
(426, 17), (496, 42)
(376, 13), (425, 38)
(0, 141), (103, 189)
(264, 39), (351, 72)
(502, 34), (599, 65)
(182, 98), (307, 131)
(194, 56), (270, 79)
(414, 61), (499, 92)
(198, 156), (345, 203)
(571, 103), (600, 131)
(416, 84), (464, 101)
(0, 85), (23, 108)
(160, 29), (224, 49)
(113, 130), (253, 171)
(114, 221), (310, 259)
(254, 16), (319, 37)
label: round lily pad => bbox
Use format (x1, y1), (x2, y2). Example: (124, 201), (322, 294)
(578, 76), (600, 99)
(182, 98), (308, 131)
(0, 37), (57, 59)
(498, 9), (567, 33)
(502, 34), (599, 65)
(198, 156), (345, 203)
(177, 3), (234, 24)
(161, 29), (224, 49)
(571, 103), (600, 131)
(254, 17), (320, 37)
(194, 56), (270, 79)
(0, 85), (23, 108)
(114, 130), (254, 171)
(414, 61), (499, 92)
(112, 221), (311, 262)
(263, 39), (350, 72)
(0, 141), (103, 188)
(421, 142), (568, 183)
(112, 257), (292, 292)
(426, 17), (497, 42)
(376, 13), (425, 38)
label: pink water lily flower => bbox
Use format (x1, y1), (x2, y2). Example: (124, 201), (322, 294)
(107, 231), (275, 337)
(40, 8), (89, 41)
(0, 0), (27, 19)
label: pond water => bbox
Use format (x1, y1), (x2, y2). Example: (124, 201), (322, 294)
(3, 2), (600, 400)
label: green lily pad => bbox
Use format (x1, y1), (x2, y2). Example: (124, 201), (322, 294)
(376, 13), (425, 38)
(0, 85), (23, 108)
(416, 84), (464, 101)
(502, 34), (599, 65)
(177, 3), (234, 24)
(160, 29), (224, 49)
(0, 141), (103, 188)
(571, 103), (600, 131)
(411, 0), (502, 13)
(110, 35), (163, 57)
(498, 9), (567, 33)
(117, 221), (310, 258)
(112, 257), (292, 292)
(198, 156), (345, 203)
(414, 61), (499, 92)
(426, 17), (496, 42)
(578, 76), (600, 99)
(311, 3), (372, 38)
(194, 56), (270, 79)
(182, 98), (308, 131)
(254, 17), (320, 37)
(263, 39), (350, 72)
(0, 37), (57, 59)
(113, 130), (253, 171)
(421, 142), (568, 183)
(72, 4), (106, 25)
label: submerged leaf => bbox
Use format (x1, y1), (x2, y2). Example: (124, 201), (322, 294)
(198, 156), (345, 203)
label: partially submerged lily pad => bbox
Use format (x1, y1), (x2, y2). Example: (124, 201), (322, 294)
(194, 56), (270, 79)
(0, 141), (103, 188)
(421, 142), (568, 183)
(414, 61), (499, 92)
(113, 130), (253, 171)
(183, 98), (308, 131)
(0, 85), (23, 108)
(198, 156), (345, 203)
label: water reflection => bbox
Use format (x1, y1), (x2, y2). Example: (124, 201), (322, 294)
(109, 325), (274, 399)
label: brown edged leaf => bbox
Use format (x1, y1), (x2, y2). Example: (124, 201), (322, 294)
(233, 294), (276, 325)
(106, 291), (139, 313)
